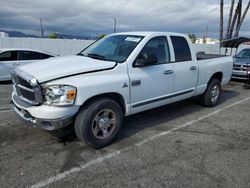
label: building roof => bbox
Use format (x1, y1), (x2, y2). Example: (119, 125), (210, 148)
(220, 37), (250, 48)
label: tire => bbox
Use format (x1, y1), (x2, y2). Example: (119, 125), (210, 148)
(74, 98), (123, 149)
(200, 79), (221, 107)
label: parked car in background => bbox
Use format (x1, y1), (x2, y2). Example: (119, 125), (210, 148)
(232, 48), (250, 80)
(0, 48), (56, 81)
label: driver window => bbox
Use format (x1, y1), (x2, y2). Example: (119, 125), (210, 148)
(135, 36), (170, 66)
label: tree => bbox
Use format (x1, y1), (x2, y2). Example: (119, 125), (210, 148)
(48, 32), (58, 39)
(234, 0), (250, 36)
(219, 0), (224, 42)
(234, 0), (242, 37)
(188, 33), (197, 43)
(224, 0), (250, 39)
(225, 0), (235, 39)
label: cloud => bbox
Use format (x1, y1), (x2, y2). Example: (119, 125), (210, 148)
(0, 0), (250, 38)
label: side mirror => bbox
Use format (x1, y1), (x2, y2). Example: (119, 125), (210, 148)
(135, 53), (158, 67)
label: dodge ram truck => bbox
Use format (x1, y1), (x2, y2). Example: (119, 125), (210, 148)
(11, 32), (233, 148)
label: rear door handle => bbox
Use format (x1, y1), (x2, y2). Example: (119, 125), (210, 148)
(163, 70), (174, 75)
(190, 66), (197, 70)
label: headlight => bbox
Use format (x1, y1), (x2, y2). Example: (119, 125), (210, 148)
(43, 85), (77, 106)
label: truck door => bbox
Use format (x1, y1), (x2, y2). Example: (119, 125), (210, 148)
(128, 36), (174, 114)
(170, 36), (198, 102)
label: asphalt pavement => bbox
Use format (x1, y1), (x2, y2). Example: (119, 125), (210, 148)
(0, 81), (250, 188)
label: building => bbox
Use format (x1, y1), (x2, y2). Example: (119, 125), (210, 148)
(0, 32), (9, 38)
(195, 37), (219, 44)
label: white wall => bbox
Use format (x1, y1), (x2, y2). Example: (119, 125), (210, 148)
(0, 37), (249, 56)
(0, 37), (94, 56)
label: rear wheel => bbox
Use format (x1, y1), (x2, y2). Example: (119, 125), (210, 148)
(200, 79), (221, 107)
(75, 98), (123, 148)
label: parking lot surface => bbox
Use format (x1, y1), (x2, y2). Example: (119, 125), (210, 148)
(0, 81), (250, 188)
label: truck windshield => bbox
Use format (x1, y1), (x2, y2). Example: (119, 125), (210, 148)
(235, 49), (250, 59)
(78, 35), (143, 62)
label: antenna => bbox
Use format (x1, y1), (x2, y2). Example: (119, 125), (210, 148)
(113, 18), (117, 33)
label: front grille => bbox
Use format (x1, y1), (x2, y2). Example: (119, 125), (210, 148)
(11, 71), (43, 105)
(19, 87), (36, 101)
(18, 77), (33, 89)
(233, 64), (250, 71)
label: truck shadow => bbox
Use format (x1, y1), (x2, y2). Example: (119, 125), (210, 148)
(116, 89), (239, 144)
(0, 81), (12, 85)
(58, 88), (239, 147)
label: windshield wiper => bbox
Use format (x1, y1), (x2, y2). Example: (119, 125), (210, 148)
(87, 53), (106, 60)
(77, 53), (85, 56)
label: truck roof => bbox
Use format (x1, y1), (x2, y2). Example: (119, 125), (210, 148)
(111, 31), (187, 37)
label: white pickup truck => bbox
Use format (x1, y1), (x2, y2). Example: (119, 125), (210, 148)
(12, 32), (233, 148)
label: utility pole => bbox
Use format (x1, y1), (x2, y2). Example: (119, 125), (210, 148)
(203, 26), (208, 44)
(40, 18), (44, 38)
(113, 18), (117, 33)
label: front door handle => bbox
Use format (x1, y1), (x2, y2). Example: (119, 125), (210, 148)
(163, 70), (174, 75)
(131, 80), (141, 86)
(12, 63), (20, 66)
(190, 66), (197, 70)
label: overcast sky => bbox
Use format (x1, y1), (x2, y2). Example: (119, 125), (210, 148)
(0, 0), (250, 38)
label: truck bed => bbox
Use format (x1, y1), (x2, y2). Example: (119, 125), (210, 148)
(197, 53), (228, 61)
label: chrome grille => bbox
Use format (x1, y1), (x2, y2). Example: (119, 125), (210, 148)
(18, 77), (33, 89)
(11, 70), (43, 105)
(233, 64), (250, 71)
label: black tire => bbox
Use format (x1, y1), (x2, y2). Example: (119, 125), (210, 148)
(200, 79), (221, 107)
(47, 124), (75, 138)
(75, 98), (123, 149)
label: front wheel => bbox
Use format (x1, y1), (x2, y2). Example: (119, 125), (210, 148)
(200, 79), (221, 107)
(74, 98), (123, 149)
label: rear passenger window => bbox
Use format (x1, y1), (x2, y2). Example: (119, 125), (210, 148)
(19, 51), (41, 60)
(0, 51), (18, 61)
(170, 36), (192, 62)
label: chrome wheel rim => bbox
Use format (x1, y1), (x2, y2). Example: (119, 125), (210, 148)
(92, 109), (116, 139)
(210, 85), (220, 103)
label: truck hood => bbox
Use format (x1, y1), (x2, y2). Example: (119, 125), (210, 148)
(234, 58), (250, 65)
(17, 55), (117, 83)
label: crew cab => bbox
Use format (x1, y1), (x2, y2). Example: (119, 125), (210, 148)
(11, 32), (233, 148)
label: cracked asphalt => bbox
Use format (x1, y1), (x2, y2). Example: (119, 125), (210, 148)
(0, 81), (250, 188)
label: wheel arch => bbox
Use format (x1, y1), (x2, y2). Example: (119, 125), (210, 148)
(81, 92), (127, 115)
(209, 72), (223, 83)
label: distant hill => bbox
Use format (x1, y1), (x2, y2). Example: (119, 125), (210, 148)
(57, 33), (91, 40)
(0, 30), (93, 40)
(0, 30), (38, 38)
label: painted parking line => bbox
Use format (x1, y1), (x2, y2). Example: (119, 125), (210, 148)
(0, 109), (12, 113)
(30, 96), (250, 188)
